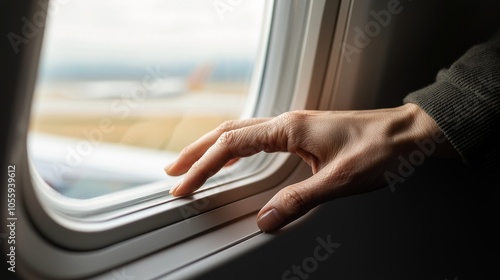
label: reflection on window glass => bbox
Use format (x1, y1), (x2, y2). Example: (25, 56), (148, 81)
(29, 0), (267, 199)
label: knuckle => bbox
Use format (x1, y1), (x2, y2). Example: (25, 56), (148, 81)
(275, 111), (307, 152)
(279, 187), (308, 215)
(217, 130), (237, 147)
(277, 111), (300, 126)
(216, 120), (238, 134)
(278, 111), (308, 123)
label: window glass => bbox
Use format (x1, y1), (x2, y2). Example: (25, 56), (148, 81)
(29, 0), (267, 199)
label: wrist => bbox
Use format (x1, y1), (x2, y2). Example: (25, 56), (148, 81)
(397, 103), (458, 158)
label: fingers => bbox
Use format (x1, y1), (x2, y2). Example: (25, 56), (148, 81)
(165, 118), (270, 176)
(165, 129), (222, 176)
(256, 169), (342, 232)
(170, 119), (288, 196)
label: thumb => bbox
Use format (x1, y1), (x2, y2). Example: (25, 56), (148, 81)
(256, 175), (332, 232)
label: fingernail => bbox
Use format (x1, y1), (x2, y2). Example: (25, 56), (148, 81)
(257, 208), (285, 232)
(164, 160), (176, 174)
(169, 179), (182, 195)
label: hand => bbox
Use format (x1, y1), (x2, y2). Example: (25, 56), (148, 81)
(165, 103), (456, 232)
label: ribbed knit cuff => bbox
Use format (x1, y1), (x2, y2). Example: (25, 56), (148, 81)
(404, 74), (499, 174)
(404, 30), (500, 175)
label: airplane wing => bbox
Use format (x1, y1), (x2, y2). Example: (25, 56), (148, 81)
(51, 63), (214, 100)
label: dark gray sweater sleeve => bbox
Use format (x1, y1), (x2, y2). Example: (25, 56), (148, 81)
(404, 31), (500, 174)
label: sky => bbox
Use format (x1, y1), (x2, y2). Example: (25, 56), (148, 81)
(39, 0), (268, 78)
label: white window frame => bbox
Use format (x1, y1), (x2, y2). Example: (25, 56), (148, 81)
(9, 0), (374, 278)
(25, 0), (277, 248)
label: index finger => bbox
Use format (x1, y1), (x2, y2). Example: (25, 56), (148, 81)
(165, 118), (270, 176)
(170, 118), (288, 196)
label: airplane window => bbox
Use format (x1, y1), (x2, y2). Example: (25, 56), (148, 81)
(28, 0), (267, 199)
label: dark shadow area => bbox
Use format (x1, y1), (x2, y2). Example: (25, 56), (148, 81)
(197, 158), (499, 279)
(375, 0), (500, 108)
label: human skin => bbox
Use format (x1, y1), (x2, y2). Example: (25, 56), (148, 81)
(165, 103), (458, 232)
